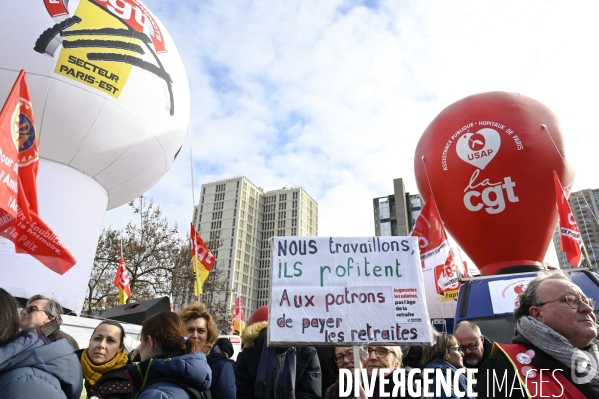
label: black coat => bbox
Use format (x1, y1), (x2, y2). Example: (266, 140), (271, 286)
(207, 345), (236, 399)
(235, 322), (321, 399)
(84, 366), (132, 399)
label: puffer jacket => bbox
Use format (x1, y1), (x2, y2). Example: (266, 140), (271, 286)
(0, 331), (83, 399)
(207, 344), (236, 399)
(235, 321), (321, 399)
(127, 350), (211, 399)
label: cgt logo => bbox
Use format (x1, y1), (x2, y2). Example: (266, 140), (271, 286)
(463, 170), (519, 214)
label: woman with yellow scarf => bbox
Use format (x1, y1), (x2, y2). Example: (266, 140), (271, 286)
(78, 320), (133, 399)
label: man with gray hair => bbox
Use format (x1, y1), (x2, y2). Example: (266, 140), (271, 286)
(477, 270), (598, 398)
(20, 294), (79, 350)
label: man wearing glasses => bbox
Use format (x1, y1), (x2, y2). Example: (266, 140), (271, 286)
(20, 294), (79, 350)
(454, 321), (494, 369)
(477, 271), (598, 398)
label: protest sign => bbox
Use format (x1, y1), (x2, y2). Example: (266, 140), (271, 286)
(268, 236), (433, 346)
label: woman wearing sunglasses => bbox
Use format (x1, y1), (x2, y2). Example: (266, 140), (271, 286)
(77, 320), (133, 399)
(0, 288), (82, 399)
(420, 333), (474, 399)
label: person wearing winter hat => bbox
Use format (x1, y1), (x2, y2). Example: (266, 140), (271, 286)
(215, 337), (235, 360)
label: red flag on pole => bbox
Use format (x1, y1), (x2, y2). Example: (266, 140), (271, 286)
(230, 285), (245, 335)
(410, 199), (462, 302)
(553, 170), (582, 267)
(409, 198), (448, 261)
(0, 70), (76, 274)
(113, 249), (132, 304)
(190, 223), (215, 295)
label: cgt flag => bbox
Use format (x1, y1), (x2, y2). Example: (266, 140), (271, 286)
(553, 170), (582, 267)
(410, 198), (448, 261)
(113, 249), (132, 305)
(0, 70), (76, 274)
(190, 223), (215, 295)
(230, 285), (245, 335)
(410, 199), (461, 302)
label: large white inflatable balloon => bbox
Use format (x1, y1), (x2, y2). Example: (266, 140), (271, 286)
(0, 0), (189, 312)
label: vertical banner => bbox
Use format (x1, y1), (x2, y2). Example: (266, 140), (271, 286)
(268, 236), (433, 346)
(410, 200), (458, 322)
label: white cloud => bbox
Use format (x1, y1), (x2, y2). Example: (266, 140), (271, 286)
(104, 0), (599, 268)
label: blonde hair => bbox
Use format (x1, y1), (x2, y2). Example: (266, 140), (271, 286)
(178, 302), (218, 345)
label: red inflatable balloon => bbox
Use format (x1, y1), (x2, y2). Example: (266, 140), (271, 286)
(414, 92), (574, 276)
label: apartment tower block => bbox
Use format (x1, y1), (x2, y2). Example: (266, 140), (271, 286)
(192, 176), (318, 318)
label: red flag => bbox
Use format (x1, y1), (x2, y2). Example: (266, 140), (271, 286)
(0, 70), (76, 274)
(113, 249), (132, 304)
(553, 170), (582, 267)
(0, 72), (23, 220)
(190, 223), (216, 295)
(230, 285), (245, 335)
(409, 198), (448, 261)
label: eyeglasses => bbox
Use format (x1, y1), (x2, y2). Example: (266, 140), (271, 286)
(367, 347), (394, 358)
(23, 306), (51, 317)
(334, 350), (354, 363)
(449, 346), (463, 353)
(535, 294), (596, 310)
(459, 342), (480, 352)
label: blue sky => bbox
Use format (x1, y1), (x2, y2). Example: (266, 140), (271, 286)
(103, 0), (599, 266)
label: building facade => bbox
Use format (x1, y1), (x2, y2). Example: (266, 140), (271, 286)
(552, 188), (599, 270)
(373, 178), (422, 236)
(192, 176), (318, 318)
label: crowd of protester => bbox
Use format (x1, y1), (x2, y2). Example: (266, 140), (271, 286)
(0, 269), (597, 398)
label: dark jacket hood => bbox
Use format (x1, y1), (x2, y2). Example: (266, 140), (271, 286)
(128, 351), (211, 394)
(1, 332), (75, 378)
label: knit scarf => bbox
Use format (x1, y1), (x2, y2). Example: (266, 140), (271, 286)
(518, 316), (599, 396)
(81, 347), (129, 386)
